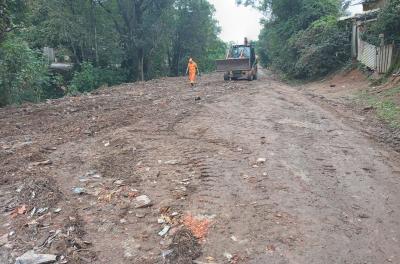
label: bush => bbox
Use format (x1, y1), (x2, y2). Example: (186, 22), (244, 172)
(68, 62), (127, 94)
(256, 0), (350, 79)
(0, 37), (50, 107)
(362, 0), (400, 46)
(290, 16), (351, 78)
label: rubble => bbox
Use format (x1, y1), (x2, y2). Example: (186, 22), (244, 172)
(134, 195), (152, 208)
(72, 187), (87, 195)
(158, 225), (171, 237)
(182, 214), (211, 240)
(0, 233), (8, 246)
(15, 251), (57, 264)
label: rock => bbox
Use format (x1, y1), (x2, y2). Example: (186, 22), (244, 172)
(135, 212), (146, 218)
(0, 233), (8, 246)
(114, 180), (125, 186)
(134, 195), (152, 208)
(72, 187), (87, 195)
(15, 251), (57, 264)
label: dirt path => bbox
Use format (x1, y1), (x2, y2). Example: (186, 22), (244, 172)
(1, 70), (400, 263)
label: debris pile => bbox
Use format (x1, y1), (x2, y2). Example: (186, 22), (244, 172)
(165, 229), (202, 264)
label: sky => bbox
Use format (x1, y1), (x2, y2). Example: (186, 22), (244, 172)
(209, 0), (364, 43)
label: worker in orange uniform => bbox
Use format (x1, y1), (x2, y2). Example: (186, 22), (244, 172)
(186, 58), (199, 86)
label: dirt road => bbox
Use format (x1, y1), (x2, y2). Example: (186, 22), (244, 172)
(1, 70), (400, 263)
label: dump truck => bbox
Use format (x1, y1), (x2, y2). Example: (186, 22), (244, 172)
(216, 39), (257, 81)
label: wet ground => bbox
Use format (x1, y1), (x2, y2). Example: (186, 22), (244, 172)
(1, 70), (400, 263)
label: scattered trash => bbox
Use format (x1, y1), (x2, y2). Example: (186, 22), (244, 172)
(72, 187), (87, 195)
(120, 219), (127, 224)
(134, 195), (152, 208)
(53, 208), (62, 213)
(15, 251), (57, 264)
(11, 204), (27, 218)
(223, 252), (233, 261)
(162, 249), (174, 259)
(104, 141), (110, 147)
(158, 225), (171, 236)
(330, 84), (336, 88)
(266, 244), (276, 252)
(363, 106), (374, 111)
(158, 218), (166, 224)
(39, 230), (61, 248)
(256, 158), (267, 164)
(230, 235), (238, 242)
(171, 212), (179, 217)
(113, 180), (125, 186)
(36, 207), (48, 215)
(182, 214), (211, 240)
(31, 160), (53, 166)
(164, 160), (179, 165)
(206, 256), (216, 262)
(195, 96), (201, 101)
(165, 229), (202, 263)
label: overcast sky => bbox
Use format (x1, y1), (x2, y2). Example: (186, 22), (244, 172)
(209, 0), (363, 43)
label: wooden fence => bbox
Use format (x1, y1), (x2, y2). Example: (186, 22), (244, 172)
(357, 39), (397, 73)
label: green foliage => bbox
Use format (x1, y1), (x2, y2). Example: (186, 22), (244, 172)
(362, 0), (400, 46)
(0, 0), (224, 107)
(0, 36), (50, 106)
(169, 0), (225, 75)
(69, 62), (98, 93)
(243, 0), (350, 79)
(290, 16), (351, 78)
(358, 85), (400, 128)
(69, 62), (128, 94)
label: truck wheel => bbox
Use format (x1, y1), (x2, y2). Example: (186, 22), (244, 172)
(247, 74), (253, 81)
(224, 73), (230, 81)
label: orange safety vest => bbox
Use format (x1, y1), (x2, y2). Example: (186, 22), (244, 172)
(188, 62), (198, 83)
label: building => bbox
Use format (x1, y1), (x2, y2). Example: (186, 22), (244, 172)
(362, 0), (387, 11)
(340, 0), (396, 73)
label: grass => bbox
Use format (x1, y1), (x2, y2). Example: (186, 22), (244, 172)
(358, 86), (400, 128)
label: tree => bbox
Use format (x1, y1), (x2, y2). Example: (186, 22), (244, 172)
(0, 0), (26, 43)
(169, 0), (224, 76)
(239, 0), (350, 79)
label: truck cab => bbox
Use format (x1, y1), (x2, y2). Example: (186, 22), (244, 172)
(216, 42), (258, 81)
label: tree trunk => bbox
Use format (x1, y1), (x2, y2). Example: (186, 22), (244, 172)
(138, 48), (144, 81)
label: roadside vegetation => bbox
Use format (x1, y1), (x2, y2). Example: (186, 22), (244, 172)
(239, 0), (352, 80)
(0, 0), (226, 107)
(358, 84), (400, 128)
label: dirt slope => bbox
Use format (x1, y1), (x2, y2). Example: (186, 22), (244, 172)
(1, 70), (400, 264)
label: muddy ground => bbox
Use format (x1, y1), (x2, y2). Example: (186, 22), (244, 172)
(1, 70), (400, 264)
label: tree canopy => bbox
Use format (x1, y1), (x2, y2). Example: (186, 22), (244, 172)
(0, 0), (226, 107)
(239, 0), (351, 79)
